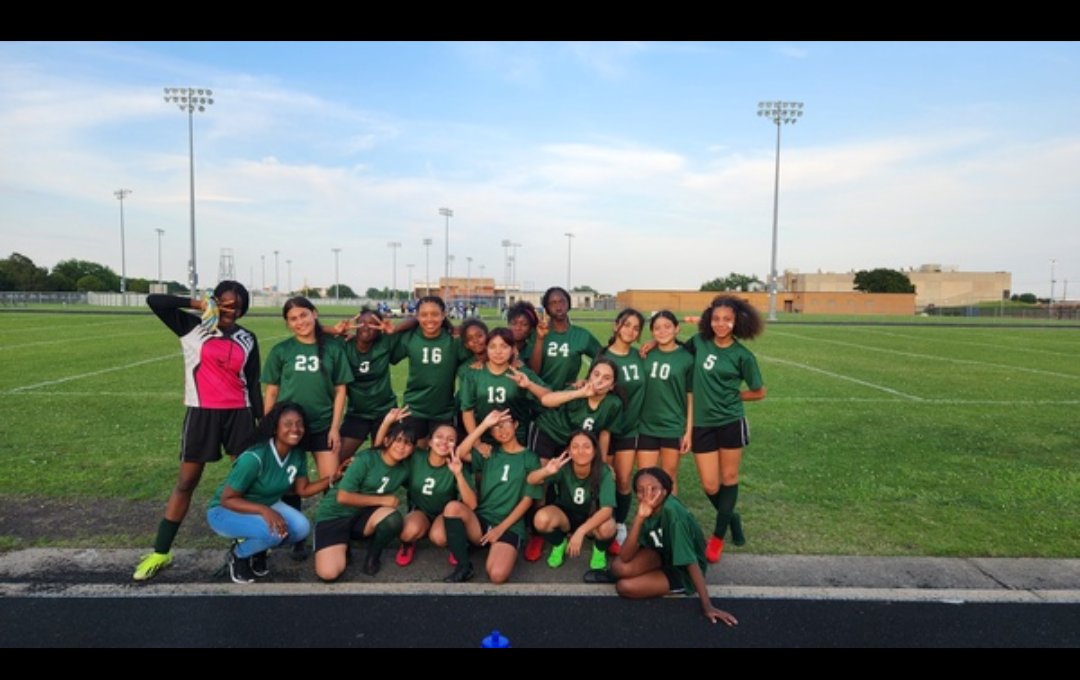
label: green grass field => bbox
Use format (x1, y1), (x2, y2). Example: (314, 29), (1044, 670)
(1, 308), (1077, 557)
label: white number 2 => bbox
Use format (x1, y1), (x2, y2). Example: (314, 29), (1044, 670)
(422, 477), (436, 496)
(294, 355), (321, 372)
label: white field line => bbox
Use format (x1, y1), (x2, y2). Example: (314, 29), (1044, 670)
(758, 354), (923, 401)
(850, 327), (1079, 359)
(770, 331), (1080, 380)
(762, 396), (1080, 405)
(0, 329), (162, 351)
(0, 319), (141, 336)
(3, 391), (180, 398)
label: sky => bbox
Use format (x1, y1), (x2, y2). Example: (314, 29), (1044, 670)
(1, 41), (1077, 299)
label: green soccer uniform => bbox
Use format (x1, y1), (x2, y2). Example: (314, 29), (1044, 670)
(208, 439), (308, 509)
(638, 494), (707, 592)
(600, 348), (646, 440)
(537, 325), (602, 389)
(472, 446), (543, 540)
(688, 335), (763, 428)
(315, 449), (410, 522)
(639, 345), (695, 439)
(551, 462), (616, 523)
(406, 450), (475, 518)
(458, 364), (548, 442)
(342, 334), (397, 420)
(262, 337), (353, 432)
(535, 393), (624, 446)
(390, 329), (471, 421)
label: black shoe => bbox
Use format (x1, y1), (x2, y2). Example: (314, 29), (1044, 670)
(227, 546), (256, 584)
(443, 561), (475, 583)
(362, 551), (382, 576)
(583, 568), (617, 584)
(289, 541), (311, 562)
(249, 550), (269, 577)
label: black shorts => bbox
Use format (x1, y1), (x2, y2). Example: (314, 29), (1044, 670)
(478, 517), (524, 550)
(611, 435), (638, 452)
(403, 416), (452, 441)
(638, 434), (681, 450)
(663, 565), (689, 594)
(691, 419), (750, 453)
(301, 428), (333, 454)
(407, 503), (440, 523)
(340, 413), (387, 444)
(527, 426), (564, 460)
(179, 407), (256, 463)
(555, 506), (590, 534)
(313, 507), (378, 550)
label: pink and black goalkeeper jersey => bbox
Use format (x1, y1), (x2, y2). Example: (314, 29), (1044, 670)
(148, 295), (263, 411)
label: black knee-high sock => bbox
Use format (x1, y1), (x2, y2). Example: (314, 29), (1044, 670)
(595, 537), (613, 553)
(614, 492), (632, 524)
(706, 490), (722, 511)
(369, 512), (404, 556)
(444, 517), (470, 564)
(153, 518), (181, 554)
(541, 528), (567, 545)
(713, 484), (738, 539)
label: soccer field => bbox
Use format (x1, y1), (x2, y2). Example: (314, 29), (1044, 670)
(1, 309), (1077, 557)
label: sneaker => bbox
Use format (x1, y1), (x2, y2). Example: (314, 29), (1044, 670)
(362, 551), (382, 576)
(250, 550), (269, 577)
(395, 542), (416, 567)
(524, 535), (545, 562)
(443, 560), (475, 583)
(730, 512), (746, 547)
(546, 539), (568, 569)
(289, 541), (311, 562)
(448, 551), (458, 567)
(132, 551), (173, 582)
(589, 544), (608, 571)
(705, 535), (724, 563)
(609, 523), (627, 556)
(227, 546), (256, 584)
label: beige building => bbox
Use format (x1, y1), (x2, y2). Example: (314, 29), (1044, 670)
(784, 265), (1011, 310)
(616, 290), (915, 316)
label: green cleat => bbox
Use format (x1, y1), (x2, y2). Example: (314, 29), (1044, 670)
(547, 539), (568, 569)
(133, 551), (173, 582)
(589, 544), (607, 571)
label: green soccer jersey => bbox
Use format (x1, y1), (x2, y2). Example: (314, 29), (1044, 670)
(406, 450), (475, 517)
(262, 337), (353, 432)
(688, 335), (763, 428)
(639, 345), (695, 439)
(458, 363), (548, 442)
(472, 446), (543, 540)
(551, 462), (616, 521)
(638, 494), (707, 592)
(208, 439), (308, 509)
(315, 448), (410, 522)
(536, 325), (602, 389)
(390, 329), (471, 421)
(599, 348), (646, 439)
(342, 334), (397, 420)
(535, 393), (624, 446)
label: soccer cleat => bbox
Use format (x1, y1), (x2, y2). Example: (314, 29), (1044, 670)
(609, 523), (627, 556)
(705, 535), (725, 563)
(524, 535), (545, 562)
(589, 544), (608, 571)
(227, 546), (256, 584)
(448, 551), (458, 567)
(362, 551), (382, 576)
(546, 539), (568, 569)
(289, 540), (311, 562)
(250, 550), (269, 577)
(133, 551), (173, 582)
(729, 512), (746, 547)
(443, 561), (475, 583)
(395, 542), (416, 567)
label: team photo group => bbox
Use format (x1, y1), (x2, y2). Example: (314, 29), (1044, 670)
(134, 282), (765, 624)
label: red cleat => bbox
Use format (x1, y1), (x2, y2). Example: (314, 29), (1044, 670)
(395, 542), (415, 567)
(607, 538), (621, 556)
(705, 535), (724, 563)
(448, 551), (458, 567)
(524, 535), (545, 562)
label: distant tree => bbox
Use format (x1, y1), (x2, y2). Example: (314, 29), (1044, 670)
(700, 272), (763, 292)
(52, 259), (120, 292)
(299, 286), (322, 299)
(853, 268), (916, 294)
(75, 274), (106, 292)
(572, 285), (597, 293)
(126, 278), (151, 294)
(365, 287), (382, 299)
(0, 252), (49, 291)
(1011, 293), (1038, 304)
(327, 284), (357, 299)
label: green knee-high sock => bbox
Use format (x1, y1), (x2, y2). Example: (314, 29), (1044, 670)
(541, 528), (567, 545)
(713, 484), (738, 539)
(369, 512), (404, 556)
(444, 517), (470, 564)
(614, 492), (632, 524)
(153, 518), (181, 554)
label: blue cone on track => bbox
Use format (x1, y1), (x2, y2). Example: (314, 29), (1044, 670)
(481, 630), (511, 648)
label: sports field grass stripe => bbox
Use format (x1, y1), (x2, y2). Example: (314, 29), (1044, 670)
(770, 330), (1080, 380)
(0, 318), (144, 335)
(3, 391), (180, 398)
(849, 327), (1080, 359)
(4, 353), (181, 393)
(758, 354), (924, 401)
(0, 330), (162, 351)
(763, 396), (1080, 405)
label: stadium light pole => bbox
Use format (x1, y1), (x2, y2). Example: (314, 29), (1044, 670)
(501, 239), (512, 289)
(1050, 258), (1056, 304)
(332, 248), (342, 301)
(163, 87), (213, 296)
(466, 256), (473, 305)
(564, 233), (574, 291)
(260, 254), (265, 292)
(511, 242), (522, 287)
(388, 241), (402, 301)
(286, 259), (292, 294)
(154, 228), (165, 285)
(113, 189), (132, 293)
(423, 237), (433, 296)
(406, 264), (414, 300)
(439, 207), (453, 280)
(758, 100), (804, 322)
(273, 250), (280, 294)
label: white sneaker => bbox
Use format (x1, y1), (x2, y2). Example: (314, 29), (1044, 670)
(615, 522), (628, 546)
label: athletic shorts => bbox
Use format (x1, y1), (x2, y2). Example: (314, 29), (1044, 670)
(637, 434), (681, 450)
(313, 507), (378, 550)
(611, 435), (638, 452)
(663, 565), (689, 594)
(403, 416), (452, 441)
(340, 413), (387, 444)
(302, 428), (333, 454)
(691, 419), (750, 453)
(527, 426), (564, 460)
(179, 407), (256, 463)
(478, 517), (524, 550)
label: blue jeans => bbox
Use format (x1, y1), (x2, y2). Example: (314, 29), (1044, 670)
(206, 502), (310, 558)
